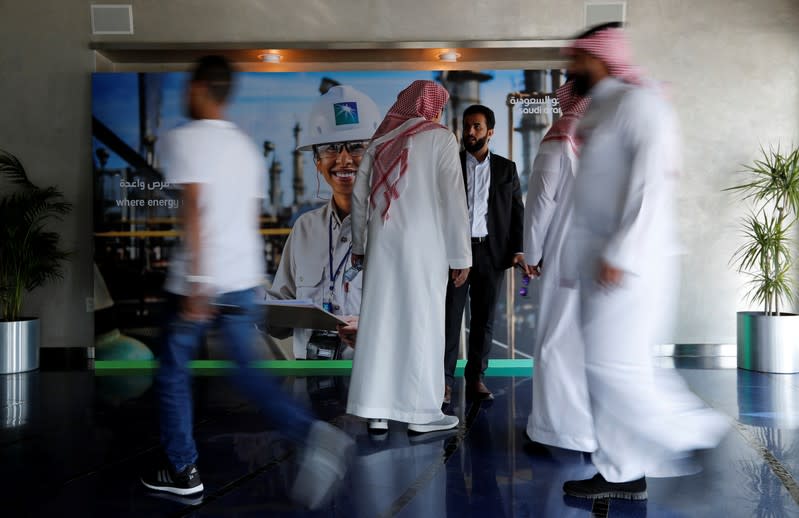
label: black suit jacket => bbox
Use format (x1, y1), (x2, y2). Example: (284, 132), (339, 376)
(460, 150), (525, 271)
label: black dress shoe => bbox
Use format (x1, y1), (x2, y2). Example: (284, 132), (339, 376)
(563, 473), (647, 500)
(465, 380), (494, 400)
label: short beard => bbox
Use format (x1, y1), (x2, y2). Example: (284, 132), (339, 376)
(464, 136), (487, 154)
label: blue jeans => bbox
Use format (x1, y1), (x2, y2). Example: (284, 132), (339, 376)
(158, 288), (315, 472)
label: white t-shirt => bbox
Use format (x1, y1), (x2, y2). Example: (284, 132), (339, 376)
(161, 119), (265, 296)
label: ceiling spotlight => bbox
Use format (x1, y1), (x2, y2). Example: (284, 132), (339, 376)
(437, 50), (461, 62)
(258, 52), (283, 63)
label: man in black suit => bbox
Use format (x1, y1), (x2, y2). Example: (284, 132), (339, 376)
(444, 104), (526, 403)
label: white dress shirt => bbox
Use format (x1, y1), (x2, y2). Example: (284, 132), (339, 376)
(466, 151), (491, 238)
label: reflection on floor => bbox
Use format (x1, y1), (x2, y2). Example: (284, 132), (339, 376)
(1, 359), (798, 517)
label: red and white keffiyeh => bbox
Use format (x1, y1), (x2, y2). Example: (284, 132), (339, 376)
(369, 80), (450, 222)
(542, 81), (590, 155)
(564, 26), (643, 86)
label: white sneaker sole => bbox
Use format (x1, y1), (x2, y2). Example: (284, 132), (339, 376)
(407, 420), (458, 434)
(146, 490), (204, 506)
(408, 428), (458, 443)
(368, 419), (388, 433)
(141, 478), (204, 496)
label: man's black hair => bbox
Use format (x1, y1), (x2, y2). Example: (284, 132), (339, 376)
(191, 55), (235, 104)
(462, 104), (495, 130)
(575, 21), (624, 40)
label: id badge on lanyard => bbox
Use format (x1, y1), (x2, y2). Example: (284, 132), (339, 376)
(325, 212), (351, 313)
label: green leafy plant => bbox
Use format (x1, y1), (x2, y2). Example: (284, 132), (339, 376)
(727, 145), (799, 316)
(0, 149), (71, 321)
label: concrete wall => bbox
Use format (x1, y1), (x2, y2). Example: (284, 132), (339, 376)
(0, 0), (95, 349)
(628, 0), (799, 342)
(1, 0), (797, 346)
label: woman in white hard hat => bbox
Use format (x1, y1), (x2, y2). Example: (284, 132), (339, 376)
(267, 85), (382, 360)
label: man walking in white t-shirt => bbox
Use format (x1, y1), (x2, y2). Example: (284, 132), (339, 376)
(140, 55), (353, 510)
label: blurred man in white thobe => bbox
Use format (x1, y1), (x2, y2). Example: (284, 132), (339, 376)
(523, 80), (597, 454)
(560, 23), (728, 500)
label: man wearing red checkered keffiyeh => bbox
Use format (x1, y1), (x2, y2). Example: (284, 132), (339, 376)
(542, 80), (591, 154)
(347, 80), (472, 436)
(523, 79), (597, 456)
(560, 23), (728, 501)
(563, 21), (644, 96)
(368, 80), (450, 222)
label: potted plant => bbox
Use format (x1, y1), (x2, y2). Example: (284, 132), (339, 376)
(0, 149), (71, 374)
(727, 144), (799, 373)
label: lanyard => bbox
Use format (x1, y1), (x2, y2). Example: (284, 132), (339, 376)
(328, 212), (353, 303)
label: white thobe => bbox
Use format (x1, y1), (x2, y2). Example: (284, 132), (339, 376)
(523, 138), (597, 452)
(347, 119), (472, 424)
(267, 201), (362, 359)
(565, 77), (727, 482)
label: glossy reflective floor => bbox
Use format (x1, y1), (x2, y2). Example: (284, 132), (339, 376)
(2, 357), (799, 517)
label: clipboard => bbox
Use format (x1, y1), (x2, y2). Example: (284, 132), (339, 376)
(263, 299), (350, 331)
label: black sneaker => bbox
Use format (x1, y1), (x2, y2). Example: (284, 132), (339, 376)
(563, 473), (647, 500)
(141, 463), (204, 496)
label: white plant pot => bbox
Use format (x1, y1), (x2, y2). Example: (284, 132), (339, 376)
(0, 318), (40, 374)
(737, 311), (799, 374)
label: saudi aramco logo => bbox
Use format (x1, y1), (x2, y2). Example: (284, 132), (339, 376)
(334, 102), (359, 126)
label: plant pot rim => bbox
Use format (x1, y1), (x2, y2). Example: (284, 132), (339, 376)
(0, 317), (39, 323)
(737, 311), (799, 317)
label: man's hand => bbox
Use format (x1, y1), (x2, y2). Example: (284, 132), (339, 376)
(451, 268), (470, 288)
(351, 253), (364, 267)
(597, 260), (624, 289)
(181, 285), (215, 321)
(337, 316), (359, 347)
(514, 255), (541, 278)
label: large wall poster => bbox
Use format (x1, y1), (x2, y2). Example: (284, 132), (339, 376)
(92, 68), (564, 364)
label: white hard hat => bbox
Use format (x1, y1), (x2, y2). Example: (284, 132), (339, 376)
(297, 85), (382, 151)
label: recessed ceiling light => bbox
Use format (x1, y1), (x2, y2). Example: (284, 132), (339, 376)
(437, 50), (461, 62)
(258, 52), (283, 63)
